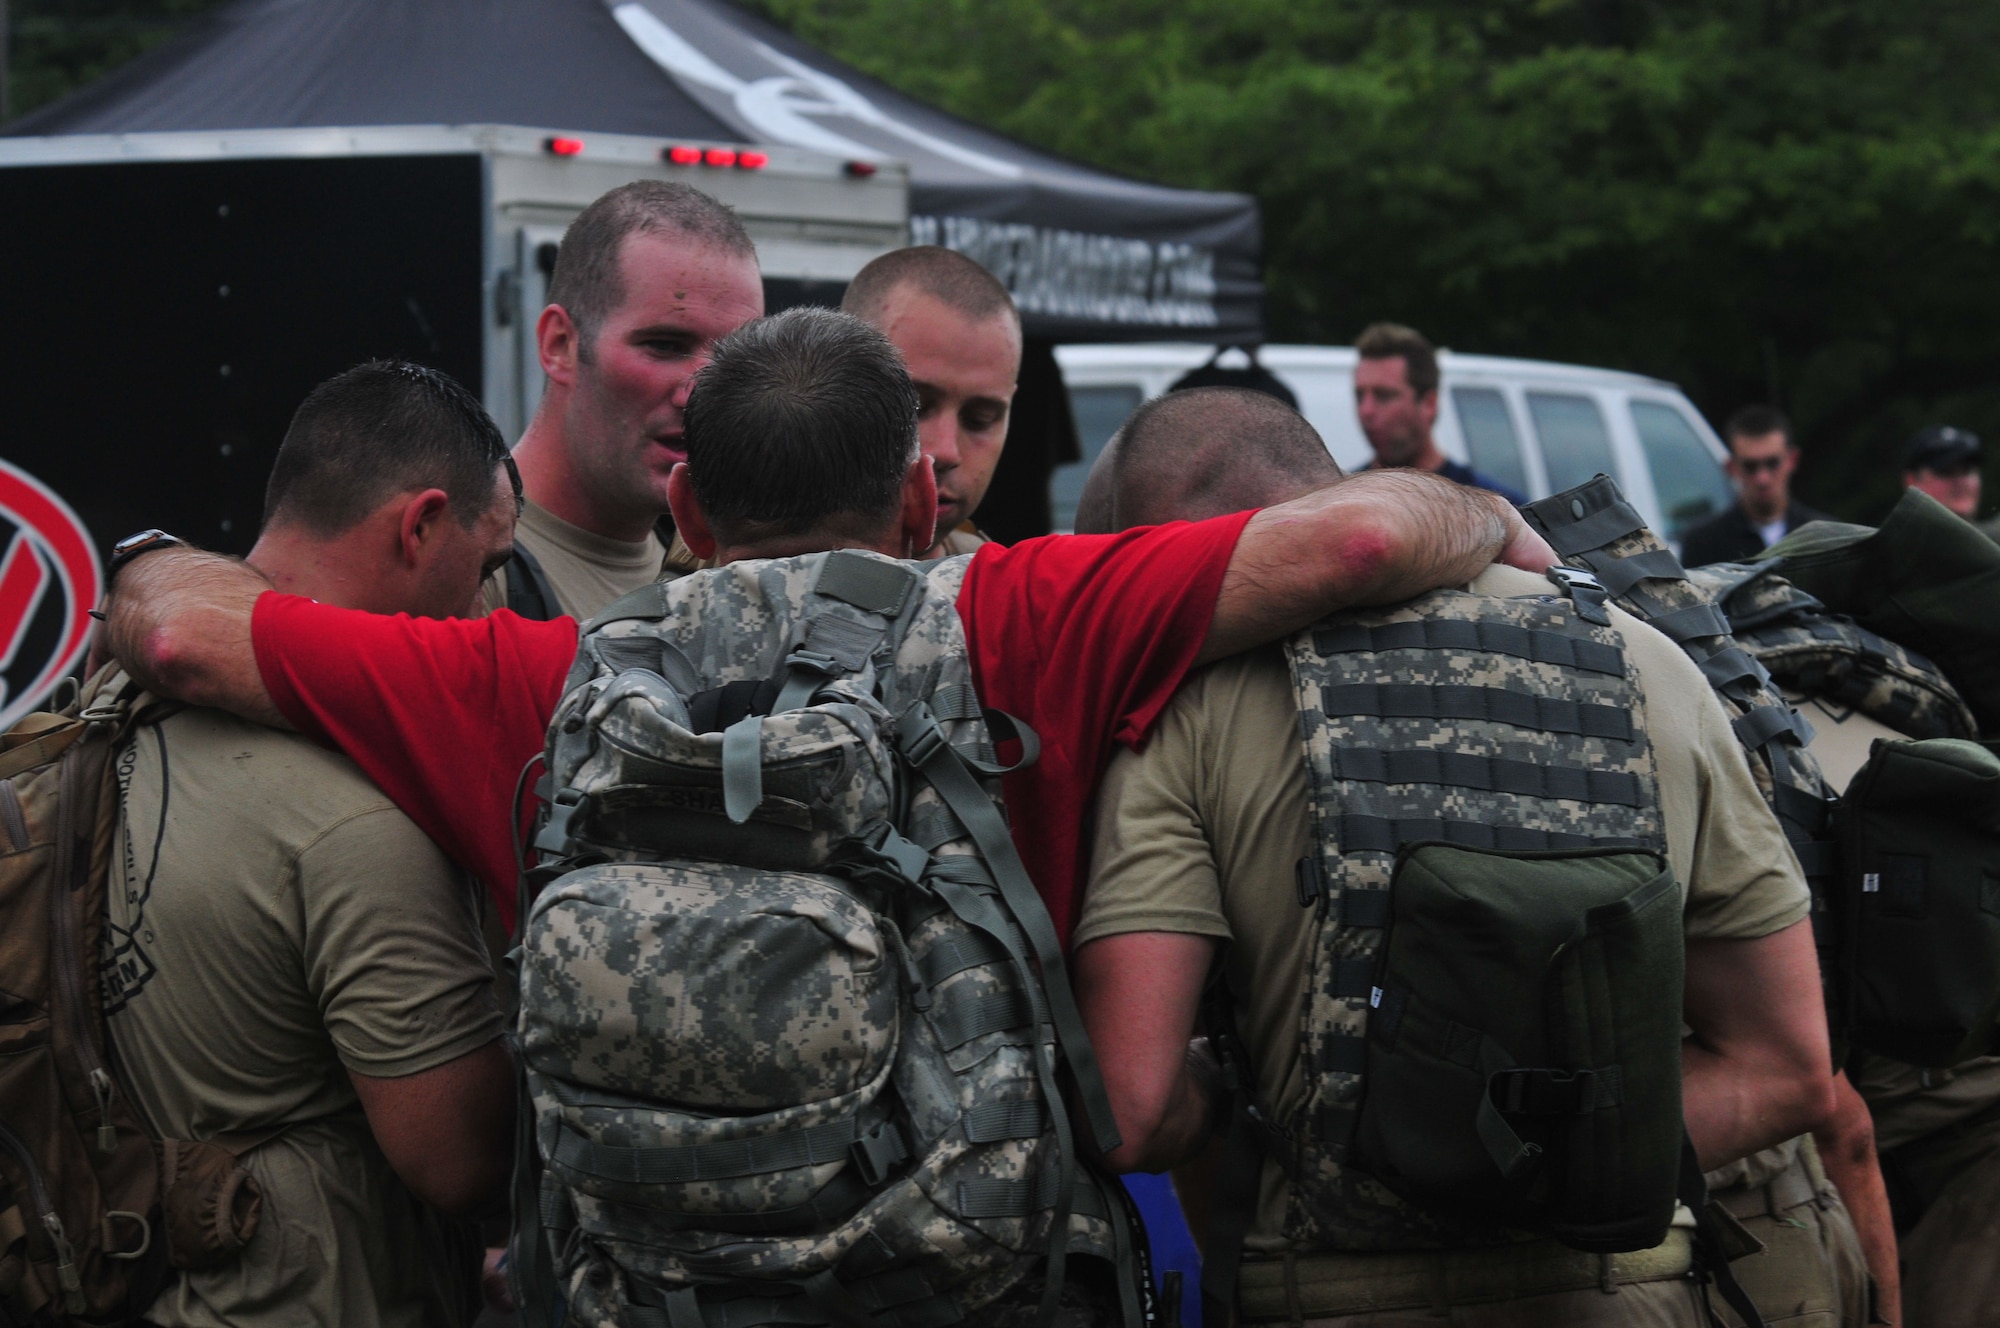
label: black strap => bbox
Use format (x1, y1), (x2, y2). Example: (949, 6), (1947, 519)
(503, 540), (563, 621)
(1326, 747), (1642, 806)
(1679, 1131), (1770, 1328)
(1312, 618), (1626, 676)
(1316, 683), (1634, 740)
(1336, 814), (1640, 855)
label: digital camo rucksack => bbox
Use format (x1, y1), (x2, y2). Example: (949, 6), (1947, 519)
(519, 550), (1141, 1328)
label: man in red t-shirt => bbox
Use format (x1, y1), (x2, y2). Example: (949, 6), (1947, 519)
(108, 312), (1554, 940)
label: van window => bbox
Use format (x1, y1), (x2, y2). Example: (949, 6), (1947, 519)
(1527, 392), (1617, 493)
(1451, 388), (1530, 497)
(1050, 384), (1145, 532)
(1630, 401), (1733, 541)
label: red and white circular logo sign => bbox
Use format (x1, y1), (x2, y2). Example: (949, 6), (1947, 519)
(0, 458), (102, 731)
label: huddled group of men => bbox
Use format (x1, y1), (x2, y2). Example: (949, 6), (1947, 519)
(77, 175), (1996, 1328)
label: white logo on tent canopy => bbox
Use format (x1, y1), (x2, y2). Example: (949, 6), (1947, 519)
(612, 2), (1023, 180)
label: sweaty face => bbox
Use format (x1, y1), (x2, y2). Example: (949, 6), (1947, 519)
(1908, 466), (1983, 519)
(873, 286), (1021, 543)
(1726, 431), (1797, 523)
(413, 465), (520, 619)
(1353, 355), (1436, 468)
(562, 233), (764, 525)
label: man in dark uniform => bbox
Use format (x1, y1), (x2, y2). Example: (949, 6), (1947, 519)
(1353, 322), (1527, 504)
(1680, 405), (1827, 566)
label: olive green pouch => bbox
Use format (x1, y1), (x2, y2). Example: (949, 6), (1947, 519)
(1353, 842), (1685, 1253)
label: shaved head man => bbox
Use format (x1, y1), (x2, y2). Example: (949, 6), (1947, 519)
(845, 246), (1022, 558)
(1075, 387), (1340, 534)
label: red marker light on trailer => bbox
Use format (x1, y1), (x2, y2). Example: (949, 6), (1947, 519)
(844, 160), (878, 178)
(737, 150), (769, 170)
(703, 148), (738, 167)
(544, 136), (585, 157)
(665, 145), (701, 165)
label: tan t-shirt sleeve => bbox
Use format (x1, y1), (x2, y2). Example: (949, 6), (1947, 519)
(297, 806), (505, 1078)
(1655, 638), (1814, 942)
(1077, 675), (1235, 947)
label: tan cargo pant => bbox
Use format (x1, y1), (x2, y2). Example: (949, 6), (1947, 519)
(1236, 1230), (1707, 1327)
(1885, 1109), (2000, 1328)
(1708, 1154), (1870, 1328)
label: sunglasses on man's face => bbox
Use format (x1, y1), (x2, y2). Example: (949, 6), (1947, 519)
(1735, 456), (1786, 476)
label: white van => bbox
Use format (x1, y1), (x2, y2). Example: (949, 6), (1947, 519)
(1051, 344), (1734, 546)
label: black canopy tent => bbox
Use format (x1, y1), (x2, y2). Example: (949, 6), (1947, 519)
(8, 0), (1261, 345)
(4, 0), (1262, 543)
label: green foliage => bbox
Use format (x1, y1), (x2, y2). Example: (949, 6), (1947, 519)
(4, 0), (229, 121)
(752, 0), (2000, 519)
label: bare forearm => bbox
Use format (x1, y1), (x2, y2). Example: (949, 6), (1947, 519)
(1682, 926), (1835, 1170)
(1076, 932), (1218, 1172)
(1816, 1074), (1900, 1324)
(103, 550), (286, 727)
(1198, 471), (1541, 665)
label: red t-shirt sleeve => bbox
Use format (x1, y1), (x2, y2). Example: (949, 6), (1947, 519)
(252, 593), (577, 930)
(956, 511), (1255, 946)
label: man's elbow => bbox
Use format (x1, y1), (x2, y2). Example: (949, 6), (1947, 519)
(1319, 509), (1399, 599)
(1772, 1058), (1839, 1143)
(397, 1141), (511, 1215)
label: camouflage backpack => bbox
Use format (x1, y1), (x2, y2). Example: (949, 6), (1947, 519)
(1683, 561), (1978, 743)
(518, 550), (1141, 1328)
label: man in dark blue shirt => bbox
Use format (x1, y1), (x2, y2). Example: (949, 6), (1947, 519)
(1354, 322), (1527, 505)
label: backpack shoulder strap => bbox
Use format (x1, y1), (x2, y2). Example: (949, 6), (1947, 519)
(503, 541), (562, 622)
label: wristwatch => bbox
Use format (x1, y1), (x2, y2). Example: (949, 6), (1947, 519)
(107, 529), (189, 580)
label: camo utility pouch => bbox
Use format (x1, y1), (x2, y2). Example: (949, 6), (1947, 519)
(1835, 738), (2000, 1067)
(553, 666), (899, 873)
(523, 860), (903, 1254)
(1353, 842), (1684, 1254)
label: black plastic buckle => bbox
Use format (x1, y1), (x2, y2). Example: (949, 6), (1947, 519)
(1492, 1067), (1598, 1116)
(849, 1120), (909, 1186)
(1546, 565), (1612, 625)
(897, 707), (950, 769)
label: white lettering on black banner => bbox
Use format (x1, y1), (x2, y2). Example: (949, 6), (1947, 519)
(910, 215), (1219, 329)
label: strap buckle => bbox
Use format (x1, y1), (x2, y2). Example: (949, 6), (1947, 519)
(1546, 565), (1612, 625)
(1491, 1066), (1620, 1115)
(848, 1120), (910, 1187)
(896, 706), (950, 769)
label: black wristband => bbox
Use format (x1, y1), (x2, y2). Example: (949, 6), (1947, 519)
(108, 529), (189, 580)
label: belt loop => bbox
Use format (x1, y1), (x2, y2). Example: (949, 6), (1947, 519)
(1282, 1250), (1303, 1328)
(1598, 1251), (1617, 1295)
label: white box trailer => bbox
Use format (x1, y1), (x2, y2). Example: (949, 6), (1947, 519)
(0, 124), (907, 555)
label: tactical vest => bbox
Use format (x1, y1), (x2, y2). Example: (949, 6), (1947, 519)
(517, 550), (1139, 1328)
(1267, 577), (1679, 1255)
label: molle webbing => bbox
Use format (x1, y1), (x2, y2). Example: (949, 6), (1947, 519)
(1522, 479), (1834, 867)
(1276, 581), (1664, 1251)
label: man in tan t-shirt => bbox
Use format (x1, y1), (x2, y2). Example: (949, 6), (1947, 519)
(104, 362), (517, 1327)
(485, 180), (763, 619)
(1072, 389), (1834, 1326)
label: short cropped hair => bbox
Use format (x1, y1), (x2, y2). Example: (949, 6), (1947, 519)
(262, 361), (509, 537)
(1098, 387), (1340, 529)
(1723, 404), (1794, 451)
(547, 181), (757, 353)
(1355, 322), (1440, 398)
(682, 308), (919, 541)
(843, 245), (1018, 328)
